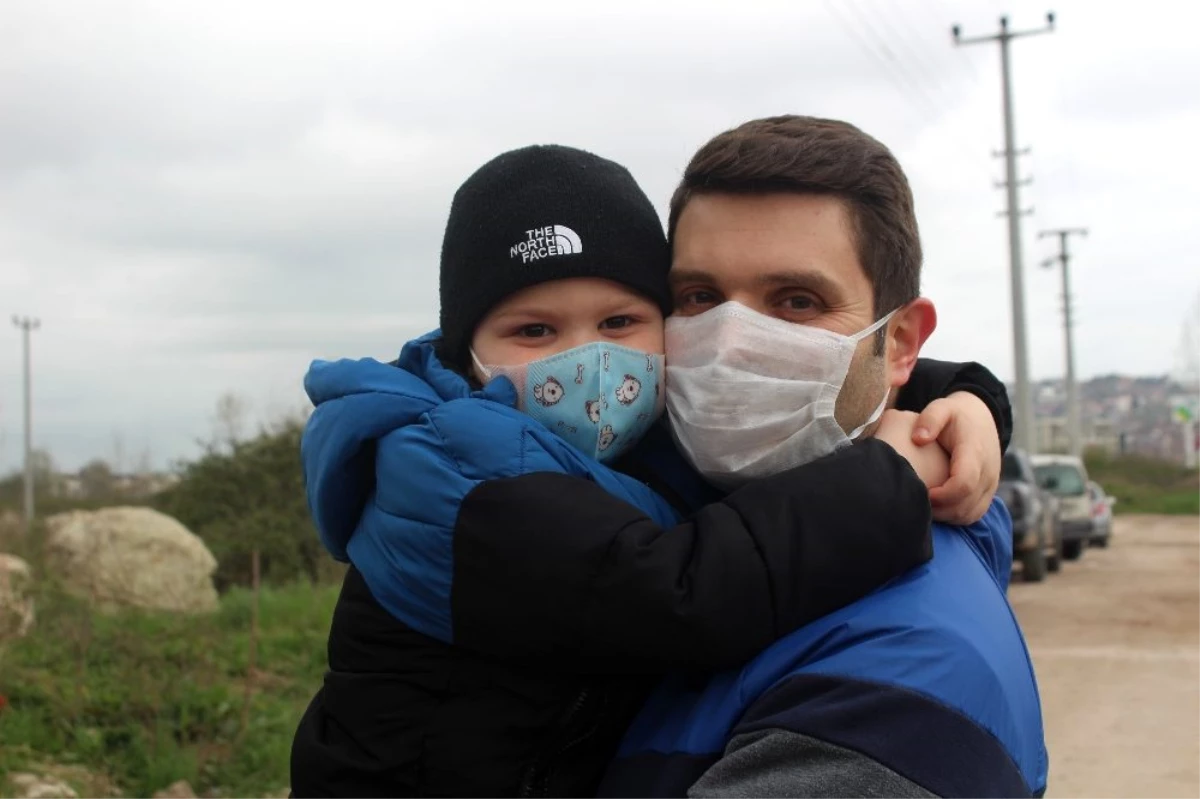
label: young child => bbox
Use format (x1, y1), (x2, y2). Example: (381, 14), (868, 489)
(291, 145), (1009, 797)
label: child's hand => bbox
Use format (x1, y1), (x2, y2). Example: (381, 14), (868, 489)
(874, 409), (951, 490)
(911, 392), (1001, 525)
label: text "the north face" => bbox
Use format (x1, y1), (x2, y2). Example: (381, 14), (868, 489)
(510, 225), (583, 263)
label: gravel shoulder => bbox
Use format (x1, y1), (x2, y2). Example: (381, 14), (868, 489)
(1008, 514), (1200, 798)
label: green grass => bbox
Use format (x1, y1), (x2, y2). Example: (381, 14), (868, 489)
(0, 578), (339, 798)
(1084, 450), (1199, 515)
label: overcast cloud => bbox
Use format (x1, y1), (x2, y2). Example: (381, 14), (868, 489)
(2, 0), (1197, 472)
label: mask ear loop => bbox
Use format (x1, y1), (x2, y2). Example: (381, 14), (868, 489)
(846, 307), (902, 440)
(849, 307), (901, 342)
(848, 391), (889, 440)
(469, 349), (492, 381)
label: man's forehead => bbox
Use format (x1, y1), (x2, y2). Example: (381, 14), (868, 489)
(673, 192), (858, 255)
(669, 193), (873, 305)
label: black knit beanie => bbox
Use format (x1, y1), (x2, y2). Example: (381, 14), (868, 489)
(438, 144), (672, 366)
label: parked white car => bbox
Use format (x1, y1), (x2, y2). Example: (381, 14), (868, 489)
(1087, 480), (1115, 548)
(1031, 454), (1093, 562)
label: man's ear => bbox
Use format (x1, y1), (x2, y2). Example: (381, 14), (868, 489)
(886, 298), (937, 388)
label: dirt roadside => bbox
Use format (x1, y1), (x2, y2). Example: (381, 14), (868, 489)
(1008, 514), (1200, 798)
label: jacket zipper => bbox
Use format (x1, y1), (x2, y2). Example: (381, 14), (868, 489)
(518, 688), (594, 798)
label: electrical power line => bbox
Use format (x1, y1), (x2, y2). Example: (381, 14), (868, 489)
(841, 0), (951, 120)
(848, 0), (962, 113)
(822, 0), (993, 185)
(903, 0), (983, 85)
(823, 0), (941, 121)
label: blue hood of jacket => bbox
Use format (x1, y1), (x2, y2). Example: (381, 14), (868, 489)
(301, 330), (681, 642)
(302, 330), (516, 562)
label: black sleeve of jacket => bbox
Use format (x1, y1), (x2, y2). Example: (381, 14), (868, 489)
(451, 438), (932, 674)
(896, 357), (1013, 453)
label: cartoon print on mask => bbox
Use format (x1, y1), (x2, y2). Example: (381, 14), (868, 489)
(646, 354), (655, 373)
(575, 363), (585, 384)
(598, 424), (618, 451)
(616, 375), (641, 405)
(556, 420), (578, 435)
(602, 351), (611, 371)
(533, 376), (565, 407)
(585, 399), (602, 424)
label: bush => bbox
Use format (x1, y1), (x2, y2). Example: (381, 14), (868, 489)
(1084, 450), (1199, 515)
(153, 422), (337, 591)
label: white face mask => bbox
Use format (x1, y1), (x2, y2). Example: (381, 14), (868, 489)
(664, 302), (898, 490)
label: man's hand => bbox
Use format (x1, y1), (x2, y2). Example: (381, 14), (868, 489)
(874, 410), (950, 490)
(912, 392), (1001, 525)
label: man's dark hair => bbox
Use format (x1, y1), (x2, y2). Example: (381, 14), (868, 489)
(668, 115), (922, 320)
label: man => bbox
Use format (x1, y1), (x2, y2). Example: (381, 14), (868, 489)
(588, 116), (1047, 797)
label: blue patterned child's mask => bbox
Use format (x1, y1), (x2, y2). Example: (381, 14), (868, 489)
(473, 342), (665, 463)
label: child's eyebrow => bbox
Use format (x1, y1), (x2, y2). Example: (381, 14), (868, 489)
(488, 306), (553, 322)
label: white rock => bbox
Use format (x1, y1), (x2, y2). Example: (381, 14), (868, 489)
(0, 553), (35, 641)
(153, 779), (198, 798)
(6, 772), (79, 799)
(44, 507), (218, 614)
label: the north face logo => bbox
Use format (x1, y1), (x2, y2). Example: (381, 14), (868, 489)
(510, 225), (583, 263)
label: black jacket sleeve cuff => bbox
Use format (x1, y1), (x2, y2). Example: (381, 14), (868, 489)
(896, 358), (1013, 453)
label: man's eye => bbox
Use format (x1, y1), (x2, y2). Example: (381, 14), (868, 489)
(517, 324), (552, 338)
(784, 295), (816, 311)
(600, 315), (634, 330)
(678, 290), (719, 308)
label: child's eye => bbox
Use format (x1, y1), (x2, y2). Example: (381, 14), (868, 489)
(599, 315), (635, 330)
(517, 324), (553, 338)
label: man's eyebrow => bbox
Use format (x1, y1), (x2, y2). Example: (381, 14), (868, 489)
(670, 267), (845, 301)
(668, 268), (719, 285)
(754, 269), (843, 298)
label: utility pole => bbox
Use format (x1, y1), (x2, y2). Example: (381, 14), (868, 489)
(1040, 228), (1087, 456)
(11, 315), (40, 537)
(953, 13), (1056, 454)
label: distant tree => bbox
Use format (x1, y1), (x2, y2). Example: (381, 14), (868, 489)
(111, 430), (127, 475)
(0, 448), (56, 506)
(211, 393), (250, 453)
(30, 449), (54, 483)
(78, 458), (117, 499)
(135, 447), (153, 475)
(155, 417), (321, 590)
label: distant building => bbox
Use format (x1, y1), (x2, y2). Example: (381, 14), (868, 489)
(1035, 416), (1119, 455)
(47, 470), (180, 501)
(48, 474), (85, 500)
(1011, 375), (1199, 464)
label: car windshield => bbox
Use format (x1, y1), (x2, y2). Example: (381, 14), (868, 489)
(1035, 464), (1087, 496)
(1001, 453), (1023, 480)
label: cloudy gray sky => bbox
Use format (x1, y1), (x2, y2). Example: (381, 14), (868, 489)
(2, 0), (1197, 473)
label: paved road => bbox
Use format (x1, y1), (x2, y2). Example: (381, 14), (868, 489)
(1008, 514), (1200, 798)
